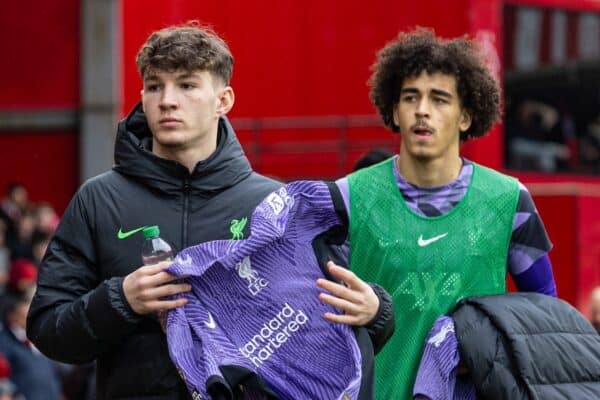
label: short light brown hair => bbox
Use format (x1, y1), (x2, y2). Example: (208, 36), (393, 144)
(136, 21), (233, 85)
(369, 27), (500, 141)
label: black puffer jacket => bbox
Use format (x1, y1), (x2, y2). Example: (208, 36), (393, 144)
(452, 293), (600, 400)
(27, 104), (393, 399)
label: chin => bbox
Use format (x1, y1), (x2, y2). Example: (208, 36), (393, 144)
(155, 139), (189, 150)
(407, 147), (435, 161)
(159, 142), (186, 149)
(412, 154), (434, 162)
(154, 131), (187, 145)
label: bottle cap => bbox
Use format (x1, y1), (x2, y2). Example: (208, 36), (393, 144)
(142, 225), (160, 239)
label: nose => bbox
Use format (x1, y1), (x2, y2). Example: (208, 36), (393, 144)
(159, 85), (178, 110)
(415, 98), (430, 119)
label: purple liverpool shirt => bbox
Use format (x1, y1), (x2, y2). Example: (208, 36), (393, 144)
(413, 316), (476, 400)
(166, 181), (362, 399)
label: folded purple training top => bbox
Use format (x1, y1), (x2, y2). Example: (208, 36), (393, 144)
(166, 181), (362, 400)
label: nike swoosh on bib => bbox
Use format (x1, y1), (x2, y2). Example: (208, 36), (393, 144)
(117, 226), (148, 239)
(417, 232), (448, 247)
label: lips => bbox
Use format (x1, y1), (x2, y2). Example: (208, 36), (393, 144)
(159, 117), (182, 127)
(412, 127), (433, 136)
(159, 117), (181, 124)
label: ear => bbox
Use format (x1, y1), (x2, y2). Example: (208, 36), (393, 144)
(459, 109), (472, 133)
(392, 105), (400, 127)
(216, 86), (235, 117)
(140, 89), (145, 112)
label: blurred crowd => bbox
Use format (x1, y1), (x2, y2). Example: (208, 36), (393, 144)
(506, 99), (600, 173)
(0, 183), (94, 400)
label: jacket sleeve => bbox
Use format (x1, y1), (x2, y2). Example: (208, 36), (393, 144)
(364, 283), (395, 355)
(26, 186), (142, 364)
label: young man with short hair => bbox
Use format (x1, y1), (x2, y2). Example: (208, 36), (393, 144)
(27, 23), (393, 399)
(332, 28), (556, 399)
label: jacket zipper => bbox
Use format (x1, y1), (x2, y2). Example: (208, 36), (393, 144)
(182, 178), (190, 249)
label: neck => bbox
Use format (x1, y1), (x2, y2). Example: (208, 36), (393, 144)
(396, 150), (462, 187)
(153, 127), (219, 173)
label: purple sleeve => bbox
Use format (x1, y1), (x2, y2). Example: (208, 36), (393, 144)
(335, 177), (350, 219)
(508, 184), (556, 297)
(511, 254), (557, 297)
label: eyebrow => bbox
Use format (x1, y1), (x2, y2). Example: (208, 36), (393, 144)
(143, 72), (201, 82)
(400, 87), (453, 98)
(143, 75), (159, 82)
(175, 73), (196, 80)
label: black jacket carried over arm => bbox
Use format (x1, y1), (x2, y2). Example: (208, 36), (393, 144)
(26, 103), (394, 400)
(452, 292), (600, 400)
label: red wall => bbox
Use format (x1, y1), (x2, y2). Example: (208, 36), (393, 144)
(534, 194), (579, 304)
(1, 1), (80, 213)
(578, 196), (600, 314)
(529, 188), (600, 310)
(122, 0), (470, 118)
(0, 1), (79, 109)
(0, 132), (79, 212)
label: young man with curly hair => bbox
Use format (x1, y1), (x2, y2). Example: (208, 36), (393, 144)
(26, 22), (393, 399)
(333, 28), (557, 398)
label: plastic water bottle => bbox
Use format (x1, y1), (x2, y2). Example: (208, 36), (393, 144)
(141, 225), (173, 331)
(141, 226), (173, 265)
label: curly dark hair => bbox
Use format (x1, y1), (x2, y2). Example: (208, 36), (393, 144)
(369, 27), (500, 141)
(136, 21), (233, 85)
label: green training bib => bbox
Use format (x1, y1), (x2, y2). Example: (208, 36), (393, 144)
(348, 158), (519, 399)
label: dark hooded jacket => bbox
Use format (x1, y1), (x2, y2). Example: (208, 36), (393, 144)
(452, 293), (600, 400)
(26, 104), (393, 399)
